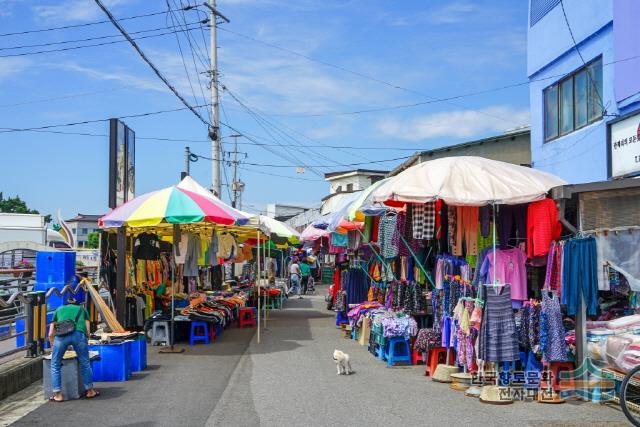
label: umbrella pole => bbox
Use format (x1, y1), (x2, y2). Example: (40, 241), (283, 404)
(160, 223), (184, 354)
(398, 233), (435, 288)
(257, 228), (261, 344)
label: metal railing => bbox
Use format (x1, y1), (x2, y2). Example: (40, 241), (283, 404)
(0, 276), (99, 360)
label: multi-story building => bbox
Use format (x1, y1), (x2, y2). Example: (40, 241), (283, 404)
(528, 0), (640, 182)
(65, 214), (102, 248)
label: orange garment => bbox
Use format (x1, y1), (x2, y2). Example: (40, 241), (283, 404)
(453, 206), (479, 256)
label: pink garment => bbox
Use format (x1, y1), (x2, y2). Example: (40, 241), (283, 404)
(480, 248), (528, 302)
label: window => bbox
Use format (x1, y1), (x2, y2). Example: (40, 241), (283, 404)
(543, 57), (603, 142)
(346, 183), (354, 192)
(81, 228), (88, 234)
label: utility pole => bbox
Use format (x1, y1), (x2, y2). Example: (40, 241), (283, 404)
(203, 0), (229, 198)
(228, 134), (246, 209)
(183, 146), (191, 179)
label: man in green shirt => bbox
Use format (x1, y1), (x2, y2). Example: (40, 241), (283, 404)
(299, 260), (311, 295)
(48, 298), (99, 402)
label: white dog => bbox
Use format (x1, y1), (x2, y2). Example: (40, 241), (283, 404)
(333, 349), (352, 375)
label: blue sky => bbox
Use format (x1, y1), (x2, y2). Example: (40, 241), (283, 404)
(0, 0), (530, 220)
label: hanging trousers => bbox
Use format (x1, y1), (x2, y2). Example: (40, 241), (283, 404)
(453, 206), (478, 256)
(562, 237), (598, 316)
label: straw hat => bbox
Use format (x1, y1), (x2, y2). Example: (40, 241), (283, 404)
(431, 364), (459, 383)
(449, 372), (474, 391)
(479, 385), (514, 405)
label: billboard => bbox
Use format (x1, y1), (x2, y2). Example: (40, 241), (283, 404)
(608, 110), (640, 178)
(109, 119), (135, 209)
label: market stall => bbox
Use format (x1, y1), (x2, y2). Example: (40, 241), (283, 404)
(314, 156), (593, 403)
(99, 176), (276, 351)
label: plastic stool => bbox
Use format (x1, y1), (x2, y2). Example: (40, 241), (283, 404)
(385, 337), (411, 367)
(375, 342), (386, 361)
(336, 311), (349, 327)
(151, 321), (170, 346)
(542, 361), (576, 392)
(238, 308), (257, 328)
(425, 347), (455, 376)
(412, 349), (425, 365)
(208, 323), (217, 341)
(190, 321), (210, 345)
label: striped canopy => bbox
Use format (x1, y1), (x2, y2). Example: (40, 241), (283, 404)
(100, 176), (250, 228)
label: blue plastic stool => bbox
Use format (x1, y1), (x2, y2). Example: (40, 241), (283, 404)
(385, 337), (411, 367)
(190, 321), (210, 345)
(336, 311), (348, 327)
(375, 342), (387, 361)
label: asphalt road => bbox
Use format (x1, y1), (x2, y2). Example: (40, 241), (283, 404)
(8, 286), (630, 426)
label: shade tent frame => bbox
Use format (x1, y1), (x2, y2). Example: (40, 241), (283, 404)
(98, 176), (291, 350)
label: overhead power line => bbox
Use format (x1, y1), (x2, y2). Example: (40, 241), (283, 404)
(0, 8), (188, 38)
(0, 103), (211, 134)
(94, 0), (210, 126)
(0, 20), (207, 52)
(0, 23), (208, 58)
(192, 151), (411, 168)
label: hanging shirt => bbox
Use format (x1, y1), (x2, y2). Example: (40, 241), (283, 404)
(412, 202), (436, 240)
(209, 230), (219, 266)
(133, 232), (160, 260)
(480, 248), (528, 302)
(174, 232), (189, 265)
(527, 198), (561, 258)
(217, 233), (237, 259)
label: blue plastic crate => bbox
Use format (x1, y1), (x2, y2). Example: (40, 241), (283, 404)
(15, 312), (54, 349)
(89, 342), (132, 382)
(36, 251), (76, 285)
(128, 334), (147, 372)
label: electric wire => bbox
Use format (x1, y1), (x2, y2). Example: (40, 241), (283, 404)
(0, 8), (188, 38)
(0, 23), (208, 58)
(218, 26), (525, 126)
(0, 20), (207, 52)
(0, 103), (211, 134)
(94, 0), (210, 126)
(222, 86), (356, 169)
(166, 3), (206, 114)
(558, 0), (607, 116)
(237, 166), (325, 182)
(191, 151), (412, 168)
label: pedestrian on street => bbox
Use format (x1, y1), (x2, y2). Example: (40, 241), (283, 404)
(48, 297), (99, 402)
(299, 258), (311, 295)
(289, 259), (302, 298)
(309, 251), (321, 281)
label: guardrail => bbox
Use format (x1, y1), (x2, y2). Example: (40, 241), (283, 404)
(0, 277), (102, 360)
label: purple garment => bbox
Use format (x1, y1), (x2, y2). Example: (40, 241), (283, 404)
(381, 316), (417, 339)
(497, 204), (527, 249)
(480, 248), (528, 302)
(441, 316), (452, 347)
(479, 206), (492, 238)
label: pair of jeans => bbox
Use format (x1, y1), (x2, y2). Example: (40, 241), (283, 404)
(562, 237), (598, 316)
(51, 330), (93, 393)
(301, 276), (309, 294)
(290, 275), (301, 295)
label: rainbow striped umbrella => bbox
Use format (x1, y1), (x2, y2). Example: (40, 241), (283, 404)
(100, 176), (250, 228)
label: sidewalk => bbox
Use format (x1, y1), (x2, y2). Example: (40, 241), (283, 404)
(6, 287), (628, 426)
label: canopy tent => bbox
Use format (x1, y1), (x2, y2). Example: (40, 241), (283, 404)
(100, 176), (250, 228)
(245, 214), (301, 245)
(300, 223), (330, 242)
(345, 178), (391, 221)
(97, 176), (280, 348)
(372, 156), (567, 206)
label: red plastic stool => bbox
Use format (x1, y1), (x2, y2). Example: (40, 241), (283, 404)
(238, 308), (257, 328)
(425, 347), (455, 376)
(541, 361), (575, 392)
(411, 349), (425, 365)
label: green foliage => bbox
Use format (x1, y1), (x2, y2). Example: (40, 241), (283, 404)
(86, 232), (100, 249)
(0, 192), (39, 214)
(52, 223), (62, 231)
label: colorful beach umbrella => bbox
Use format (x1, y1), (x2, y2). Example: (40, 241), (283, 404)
(300, 223), (330, 242)
(100, 176), (250, 228)
(247, 214), (301, 245)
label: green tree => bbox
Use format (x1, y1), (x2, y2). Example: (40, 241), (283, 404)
(0, 192), (51, 224)
(0, 192), (39, 214)
(52, 223), (61, 231)
(86, 232), (100, 249)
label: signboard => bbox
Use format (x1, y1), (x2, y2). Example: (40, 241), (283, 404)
(108, 119), (135, 208)
(609, 110), (640, 178)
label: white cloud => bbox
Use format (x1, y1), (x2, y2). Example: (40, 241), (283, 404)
(377, 106), (530, 141)
(427, 1), (476, 24)
(0, 57), (31, 80)
(52, 62), (164, 92)
(33, 0), (133, 23)
(0, 0), (18, 17)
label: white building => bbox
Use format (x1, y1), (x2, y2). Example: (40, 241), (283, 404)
(65, 214), (102, 248)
